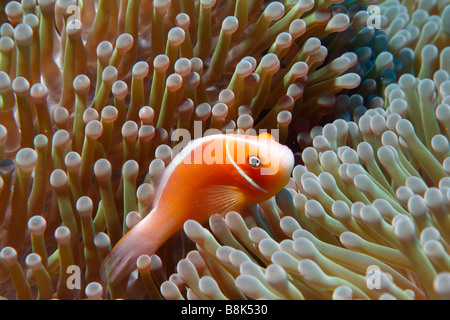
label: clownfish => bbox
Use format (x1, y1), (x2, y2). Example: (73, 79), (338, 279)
(102, 133), (295, 283)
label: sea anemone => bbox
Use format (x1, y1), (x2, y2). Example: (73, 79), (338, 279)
(0, 0), (449, 300)
(160, 70), (450, 299)
(163, 106), (450, 299)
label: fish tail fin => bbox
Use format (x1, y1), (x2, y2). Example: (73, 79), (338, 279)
(100, 224), (159, 284)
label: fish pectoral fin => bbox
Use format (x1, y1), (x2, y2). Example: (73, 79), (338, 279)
(196, 185), (246, 216)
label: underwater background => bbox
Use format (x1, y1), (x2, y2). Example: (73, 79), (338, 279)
(0, 0), (449, 300)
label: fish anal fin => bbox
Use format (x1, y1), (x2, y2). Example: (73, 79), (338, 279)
(196, 185), (246, 217)
(101, 223), (158, 284)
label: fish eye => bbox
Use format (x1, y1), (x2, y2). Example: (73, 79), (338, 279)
(248, 155), (261, 168)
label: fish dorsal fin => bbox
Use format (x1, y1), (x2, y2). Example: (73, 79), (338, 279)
(196, 185), (246, 217)
(258, 132), (276, 141)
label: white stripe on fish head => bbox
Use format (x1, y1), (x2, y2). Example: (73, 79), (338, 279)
(225, 138), (268, 194)
(153, 134), (278, 205)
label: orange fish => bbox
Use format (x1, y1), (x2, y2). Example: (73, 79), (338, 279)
(102, 133), (294, 282)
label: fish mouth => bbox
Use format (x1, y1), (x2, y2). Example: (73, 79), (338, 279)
(260, 144), (295, 179)
(279, 145), (295, 181)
